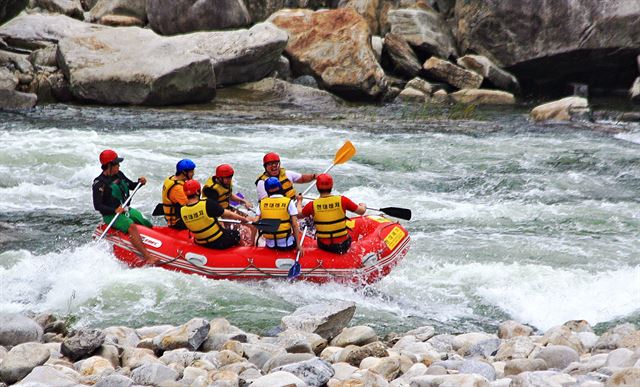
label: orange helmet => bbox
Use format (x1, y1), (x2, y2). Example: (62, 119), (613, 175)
(316, 173), (333, 190)
(183, 180), (201, 197)
(216, 164), (234, 178)
(263, 152), (280, 165)
(99, 149), (123, 166)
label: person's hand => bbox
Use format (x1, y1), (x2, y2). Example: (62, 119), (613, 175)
(115, 206), (125, 214)
(296, 193), (303, 204)
(138, 177), (147, 185)
(359, 203), (367, 209)
(244, 200), (253, 209)
(297, 246), (305, 258)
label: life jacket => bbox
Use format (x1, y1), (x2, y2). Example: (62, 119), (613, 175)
(202, 176), (232, 209)
(180, 200), (223, 245)
(162, 177), (184, 226)
(313, 195), (348, 241)
(259, 196), (292, 240)
(255, 168), (296, 198)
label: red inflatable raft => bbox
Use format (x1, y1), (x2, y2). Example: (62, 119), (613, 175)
(93, 215), (410, 285)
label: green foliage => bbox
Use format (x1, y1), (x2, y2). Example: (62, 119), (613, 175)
(398, 101), (482, 121)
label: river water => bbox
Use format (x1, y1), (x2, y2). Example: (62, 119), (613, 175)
(1, 101), (639, 336)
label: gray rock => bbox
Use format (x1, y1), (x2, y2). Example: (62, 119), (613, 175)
(60, 329), (105, 361)
(16, 365), (80, 386)
(466, 338), (502, 358)
(238, 367), (262, 385)
(427, 334), (455, 353)
(0, 342), (51, 384)
(247, 350), (273, 369)
(262, 353), (314, 373)
(563, 320), (594, 333)
(250, 370), (306, 387)
(534, 345), (579, 370)
(509, 370), (576, 386)
(273, 357), (334, 387)
(280, 301), (356, 340)
(218, 78), (342, 109)
(152, 318), (210, 351)
(371, 35), (382, 63)
(530, 97), (590, 122)
(88, 0), (146, 23)
(341, 341), (388, 367)
(495, 336), (537, 361)
(0, 65), (17, 90)
(274, 55), (291, 80)
(457, 55), (520, 93)
(397, 86), (425, 102)
(411, 373), (491, 387)
(0, 0), (28, 25)
(0, 88), (37, 109)
(387, 8), (457, 59)
(405, 326), (436, 342)
(0, 313), (44, 346)
(103, 326), (140, 348)
(604, 348), (637, 368)
(57, 26), (216, 105)
(0, 50), (33, 73)
(201, 332), (247, 352)
(35, 0), (83, 19)
(504, 358), (547, 376)
(147, 0), (250, 35)
(459, 359), (496, 381)
(130, 362), (179, 385)
(292, 75), (318, 89)
(382, 32), (421, 78)
(606, 367), (640, 386)
(94, 373), (134, 387)
(0, 14), (106, 49)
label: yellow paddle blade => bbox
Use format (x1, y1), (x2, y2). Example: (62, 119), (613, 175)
(333, 140), (356, 165)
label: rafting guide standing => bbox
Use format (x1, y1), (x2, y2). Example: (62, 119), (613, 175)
(92, 149), (157, 264)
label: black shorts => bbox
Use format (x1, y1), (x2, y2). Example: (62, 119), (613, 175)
(317, 236), (352, 254)
(203, 229), (241, 249)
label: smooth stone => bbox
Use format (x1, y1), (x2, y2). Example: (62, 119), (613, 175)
(331, 362), (358, 380)
(404, 78), (434, 96)
(250, 370), (306, 387)
(465, 338), (502, 358)
(368, 355), (401, 381)
(262, 353), (315, 373)
(423, 57), (483, 90)
(0, 342), (51, 384)
(606, 367), (640, 386)
(456, 55), (520, 93)
(94, 373), (134, 387)
(540, 325), (585, 354)
(0, 314), (43, 347)
(103, 326), (140, 348)
(509, 370), (576, 386)
(94, 345), (119, 368)
(73, 355), (114, 378)
(135, 325), (174, 339)
(341, 368), (389, 387)
(152, 318), (210, 351)
(122, 347), (161, 369)
(397, 86), (426, 102)
(459, 359), (497, 381)
(331, 326), (378, 347)
(605, 348), (637, 368)
(410, 373), (491, 387)
(17, 364), (81, 386)
(495, 336), (537, 361)
(563, 320), (594, 333)
(273, 357), (334, 387)
(0, 14), (106, 49)
(534, 345), (580, 370)
(530, 97), (590, 122)
(504, 358), (547, 376)
(130, 362), (179, 385)
(450, 89), (515, 105)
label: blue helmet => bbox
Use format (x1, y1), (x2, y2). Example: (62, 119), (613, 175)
(176, 159), (196, 174)
(264, 177), (282, 194)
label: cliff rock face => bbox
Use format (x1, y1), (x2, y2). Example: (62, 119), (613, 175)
(455, 0), (640, 94)
(269, 8), (387, 100)
(147, 0), (251, 35)
(0, 0), (28, 26)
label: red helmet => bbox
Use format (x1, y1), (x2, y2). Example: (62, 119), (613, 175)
(99, 149), (123, 166)
(263, 152), (280, 165)
(316, 173), (333, 190)
(183, 180), (201, 197)
(216, 164), (234, 178)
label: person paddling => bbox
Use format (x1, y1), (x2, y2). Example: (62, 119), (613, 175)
(92, 149), (157, 264)
(180, 180), (253, 249)
(256, 177), (304, 256)
(255, 152), (317, 201)
(297, 173), (366, 254)
(203, 164), (253, 212)
(161, 159), (196, 230)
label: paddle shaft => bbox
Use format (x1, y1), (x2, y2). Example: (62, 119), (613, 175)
(295, 226), (308, 262)
(301, 141), (356, 197)
(96, 182), (142, 243)
(301, 163), (336, 197)
(301, 196), (411, 220)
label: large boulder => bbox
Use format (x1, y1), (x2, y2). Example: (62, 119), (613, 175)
(457, 54), (520, 93)
(245, 0), (333, 24)
(60, 329), (105, 361)
(152, 318), (210, 351)
(89, 0), (147, 23)
(455, 0), (640, 93)
(269, 8), (387, 100)
(57, 26), (217, 105)
(423, 56), (483, 90)
(382, 32), (421, 78)
(34, 0), (84, 20)
(387, 8), (457, 59)
(280, 301), (356, 340)
(147, 0), (251, 35)
(338, 0), (379, 35)
(0, 13), (106, 49)
(0, 313), (43, 346)
(530, 96), (590, 122)
(0, 0), (28, 25)
(449, 89), (515, 105)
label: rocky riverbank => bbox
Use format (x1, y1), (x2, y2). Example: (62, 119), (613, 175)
(1, 302), (639, 386)
(0, 0), (638, 121)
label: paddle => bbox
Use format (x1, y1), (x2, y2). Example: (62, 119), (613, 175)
(96, 182), (142, 243)
(287, 226), (308, 279)
(301, 140), (356, 197)
(219, 218), (281, 234)
(301, 196), (411, 220)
